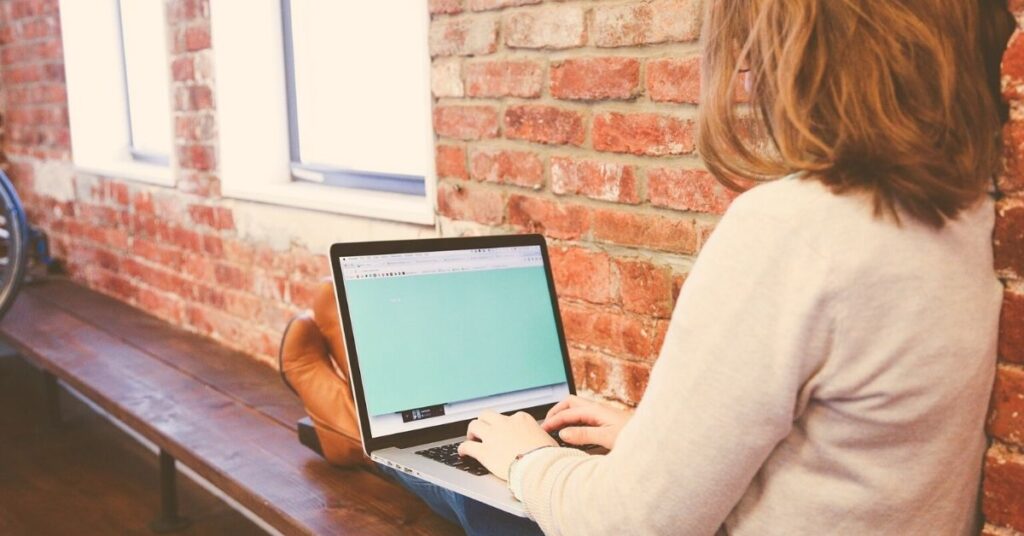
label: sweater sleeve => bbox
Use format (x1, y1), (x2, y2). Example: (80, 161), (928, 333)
(519, 197), (837, 535)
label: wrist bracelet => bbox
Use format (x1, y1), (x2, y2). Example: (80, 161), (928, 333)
(507, 445), (555, 484)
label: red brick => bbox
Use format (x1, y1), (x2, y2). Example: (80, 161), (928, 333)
(502, 5), (586, 49)
(107, 181), (130, 206)
(469, 148), (544, 188)
(137, 286), (185, 323)
(1004, 31), (1024, 101)
(175, 85), (214, 111)
(183, 26), (211, 52)
(250, 270), (287, 302)
(132, 239), (184, 268)
(221, 289), (263, 319)
(672, 272), (687, 303)
(287, 278), (320, 308)
(94, 270), (136, 302)
(647, 56), (700, 104)
(504, 104), (585, 146)
(429, 16), (499, 57)
(181, 253), (216, 283)
(429, 0), (463, 14)
(437, 181), (505, 225)
(167, 0), (209, 23)
(171, 56), (194, 81)
(593, 112), (694, 156)
(618, 360), (652, 405)
(549, 57), (640, 101)
(983, 446), (1024, 532)
(1002, 289), (1024, 365)
(2, 64), (40, 84)
(91, 248), (121, 272)
(560, 302), (661, 360)
(222, 239), (258, 268)
(175, 115), (215, 142)
(188, 204), (216, 227)
(468, 0), (540, 11)
(592, 0), (701, 48)
(989, 365), (1024, 446)
(193, 282), (226, 309)
(289, 251), (328, 279)
(465, 59), (543, 98)
(214, 262), (250, 289)
(549, 246), (614, 304)
(567, 347), (611, 394)
(996, 199), (1024, 278)
(433, 105), (500, 140)
(177, 143), (216, 171)
(177, 171), (220, 197)
(431, 58), (464, 98)
(1002, 121), (1024, 194)
(188, 205), (234, 230)
(550, 156), (639, 203)
(436, 145), (468, 180)
(592, 209), (698, 254)
(507, 195), (591, 239)
(648, 167), (739, 214)
(616, 258), (674, 317)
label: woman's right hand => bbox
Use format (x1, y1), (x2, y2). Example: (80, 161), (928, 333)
(541, 395), (633, 451)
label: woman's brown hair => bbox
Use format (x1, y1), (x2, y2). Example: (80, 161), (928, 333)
(698, 0), (1014, 227)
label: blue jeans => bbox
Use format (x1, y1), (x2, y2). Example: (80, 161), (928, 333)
(377, 464), (544, 536)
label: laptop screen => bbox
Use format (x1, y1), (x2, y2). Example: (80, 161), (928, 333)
(339, 245), (571, 438)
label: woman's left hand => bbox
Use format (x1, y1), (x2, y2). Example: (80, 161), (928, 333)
(458, 410), (558, 480)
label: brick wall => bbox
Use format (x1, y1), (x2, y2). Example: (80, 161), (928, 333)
(0, 0), (318, 365)
(1, 0), (1022, 530)
(984, 3), (1024, 534)
(430, 0), (716, 406)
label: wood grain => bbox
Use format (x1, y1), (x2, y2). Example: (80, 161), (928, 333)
(0, 279), (459, 536)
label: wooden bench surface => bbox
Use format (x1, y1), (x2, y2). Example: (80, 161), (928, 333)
(0, 279), (459, 536)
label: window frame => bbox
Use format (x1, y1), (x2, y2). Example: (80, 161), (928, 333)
(210, 0), (436, 225)
(59, 0), (174, 186)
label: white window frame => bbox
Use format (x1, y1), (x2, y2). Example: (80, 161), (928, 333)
(59, 0), (174, 186)
(209, 0), (436, 226)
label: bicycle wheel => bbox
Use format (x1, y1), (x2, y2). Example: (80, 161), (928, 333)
(0, 170), (28, 321)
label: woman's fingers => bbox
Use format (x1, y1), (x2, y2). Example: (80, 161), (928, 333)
(541, 407), (603, 432)
(544, 396), (574, 420)
(458, 439), (483, 459)
(558, 425), (607, 447)
(466, 419), (490, 441)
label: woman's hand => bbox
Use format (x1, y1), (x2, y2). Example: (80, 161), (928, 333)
(541, 395), (633, 450)
(458, 410), (557, 481)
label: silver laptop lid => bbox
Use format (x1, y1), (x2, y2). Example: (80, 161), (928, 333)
(329, 234), (575, 453)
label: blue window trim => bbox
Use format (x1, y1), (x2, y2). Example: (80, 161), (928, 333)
(279, 0), (426, 198)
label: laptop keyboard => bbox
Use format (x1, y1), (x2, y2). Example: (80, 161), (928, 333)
(414, 432), (599, 476)
(416, 443), (490, 475)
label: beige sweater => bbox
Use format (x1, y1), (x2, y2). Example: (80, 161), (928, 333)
(519, 177), (1001, 535)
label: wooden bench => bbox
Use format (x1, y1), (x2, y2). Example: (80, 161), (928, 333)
(0, 278), (459, 535)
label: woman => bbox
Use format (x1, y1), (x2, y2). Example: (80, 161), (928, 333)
(281, 0), (1013, 534)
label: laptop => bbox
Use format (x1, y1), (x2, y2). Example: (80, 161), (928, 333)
(329, 234), (587, 517)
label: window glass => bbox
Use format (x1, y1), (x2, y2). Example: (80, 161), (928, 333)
(287, 1), (431, 181)
(119, 0), (172, 162)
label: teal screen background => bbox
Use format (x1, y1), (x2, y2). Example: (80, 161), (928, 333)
(345, 266), (567, 416)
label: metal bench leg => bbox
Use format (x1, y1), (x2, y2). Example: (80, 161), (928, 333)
(149, 449), (191, 533)
(41, 371), (61, 427)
